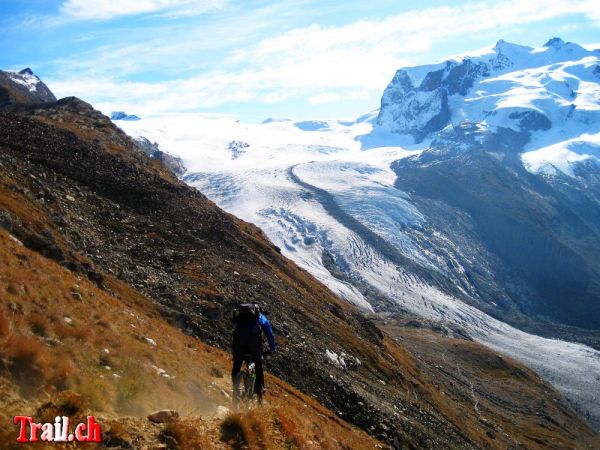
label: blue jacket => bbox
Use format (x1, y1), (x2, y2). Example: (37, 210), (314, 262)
(258, 313), (276, 352)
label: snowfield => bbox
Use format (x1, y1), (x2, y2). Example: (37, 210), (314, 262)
(114, 38), (600, 427)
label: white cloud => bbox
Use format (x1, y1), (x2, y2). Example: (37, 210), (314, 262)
(50, 0), (600, 115)
(309, 91), (370, 105)
(60, 0), (226, 20)
(308, 93), (343, 105)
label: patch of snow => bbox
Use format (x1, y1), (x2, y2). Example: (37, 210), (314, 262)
(522, 132), (600, 177)
(325, 349), (346, 369)
(7, 70), (40, 92)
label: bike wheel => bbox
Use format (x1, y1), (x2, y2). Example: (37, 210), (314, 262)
(233, 371), (246, 403)
(245, 372), (256, 400)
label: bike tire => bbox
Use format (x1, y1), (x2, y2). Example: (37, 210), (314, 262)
(245, 373), (256, 399)
(234, 371), (246, 401)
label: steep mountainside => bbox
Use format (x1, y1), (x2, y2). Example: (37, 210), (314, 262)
(0, 229), (384, 450)
(391, 124), (600, 330)
(1, 71), (599, 448)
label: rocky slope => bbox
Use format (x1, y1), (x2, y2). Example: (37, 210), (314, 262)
(0, 71), (599, 448)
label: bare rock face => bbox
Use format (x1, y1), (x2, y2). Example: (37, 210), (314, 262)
(227, 140), (250, 159)
(377, 59), (489, 142)
(147, 410), (180, 423)
(134, 136), (186, 177)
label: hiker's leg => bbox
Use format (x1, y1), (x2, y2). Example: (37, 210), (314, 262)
(231, 356), (243, 383)
(231, 340), (243, 400)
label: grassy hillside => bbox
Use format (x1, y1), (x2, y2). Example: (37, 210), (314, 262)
(0, 229), (385, 449)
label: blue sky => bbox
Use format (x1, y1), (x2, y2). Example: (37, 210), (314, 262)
(1, 0), (599, 121)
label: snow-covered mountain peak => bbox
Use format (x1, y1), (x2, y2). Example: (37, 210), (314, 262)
(372, 38), (599, 179)
(0, 67), (57, 103)
(111, 111), (141, 121)
(7, 68), (43, 93)
(544, 36), (566, 48)
(541, 37), (590, 60)
(18, 67), (34, 76)
(261, 117), (293, 124)
(493, 38), (532, 56)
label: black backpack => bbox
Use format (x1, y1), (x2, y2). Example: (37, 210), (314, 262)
(234, 303), (259, 325)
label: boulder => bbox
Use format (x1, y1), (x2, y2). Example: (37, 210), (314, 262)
(0, 210), (12, 232)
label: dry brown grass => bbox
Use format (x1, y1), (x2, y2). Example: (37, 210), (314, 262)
(180, 263), (223, 300)
(272, 407), (309, 449)
(37, 391), (87, 423)
(0, 412), (22, 450)
(0, 228), (387, 450)
(0, 182), (49, 235)
(218, 403), (381, 450)
(103, 421), (133, 449)
(210, 366), (224, 378)
(27, 311), (49, 337)
(48, 358), (74, 391)
(0, 308), (10, 338)
(161, 421), (214, 450)
(2, 334), (51, 395)
(52, 321), (90, 341)
(221, 412), (272, 449)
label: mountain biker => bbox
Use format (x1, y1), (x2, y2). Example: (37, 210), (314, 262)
(231, 302), (275, 404)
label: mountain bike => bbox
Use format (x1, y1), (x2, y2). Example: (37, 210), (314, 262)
(233, 350), (271, 407)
